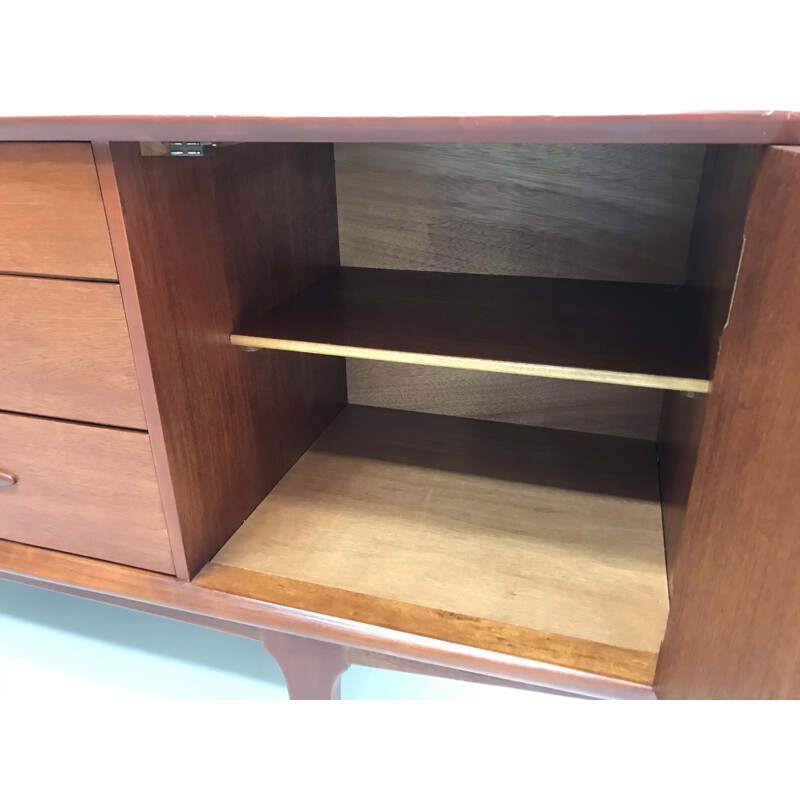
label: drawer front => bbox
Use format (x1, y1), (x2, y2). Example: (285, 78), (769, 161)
(0, 275), (147, 429)
(0, 143), (117, 280)
(0, 412), (173, 574)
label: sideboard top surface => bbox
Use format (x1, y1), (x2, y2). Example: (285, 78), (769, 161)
(0, 113), (798, 143)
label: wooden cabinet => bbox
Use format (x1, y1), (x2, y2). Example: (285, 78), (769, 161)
(0, 125), (798, 699)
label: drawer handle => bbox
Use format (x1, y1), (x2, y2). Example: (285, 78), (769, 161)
(0, 471), (16, 487)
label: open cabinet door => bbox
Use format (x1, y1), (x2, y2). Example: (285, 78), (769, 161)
(655, 146), (800, 699)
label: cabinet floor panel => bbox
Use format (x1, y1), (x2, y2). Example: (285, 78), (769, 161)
(231, 267), (709, 392)
(205, 406), (668, 681)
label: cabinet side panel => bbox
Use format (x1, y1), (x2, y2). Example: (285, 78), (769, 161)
(108, 143), (346, 577)
(95, 142), (189, 578)
(656, 145), (762, 585)
(683, 145), (763, 375)
(655, 146), (800, 699)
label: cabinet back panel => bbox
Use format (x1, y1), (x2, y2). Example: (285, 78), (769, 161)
(336, 144), (705, 283)
(347, 360), (662, 441)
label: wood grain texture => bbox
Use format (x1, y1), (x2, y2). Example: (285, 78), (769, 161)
(0, 275), (147, 428)
(262, 629), (350, 700)
(93, 142), (189, 580)
(682, 145), (763, 375)
(656, 391), (707, 594)
(657, 146), (762, 591)
(655, 146), (800, 699)
(108, 142), (346, 577)
(211, 405), (669, 655)
(0, 113), (798, 144)
(0, 540), (653, 698)
(233, 268), (709, 392)
(336, 144), (705, 283)
(201, 564), (659, 686)
(347, 360), (663, 440)
(0, 143), (117, 280)
(0, 412), (172, 573)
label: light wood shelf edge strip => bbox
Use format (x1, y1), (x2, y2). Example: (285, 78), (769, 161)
(0, 540), (653, 699)
(230, 334), (711, 393)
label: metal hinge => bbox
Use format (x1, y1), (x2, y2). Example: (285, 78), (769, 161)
(166, 141), (218, 157)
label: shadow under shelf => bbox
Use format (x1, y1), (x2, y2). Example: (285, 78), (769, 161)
(231, 267), (710, 392)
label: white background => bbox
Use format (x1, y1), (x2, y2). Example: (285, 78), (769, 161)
(1, 1), (798, 117)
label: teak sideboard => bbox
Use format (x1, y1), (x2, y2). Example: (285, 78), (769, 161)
(1, 113), (799, 699)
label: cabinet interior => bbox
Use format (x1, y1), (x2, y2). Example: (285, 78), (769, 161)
(113, 141), (760, 683)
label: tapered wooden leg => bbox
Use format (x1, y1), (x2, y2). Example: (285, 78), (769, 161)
(262, 630), (350, 700)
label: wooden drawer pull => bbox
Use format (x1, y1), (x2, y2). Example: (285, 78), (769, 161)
(0, 471), (17, 487)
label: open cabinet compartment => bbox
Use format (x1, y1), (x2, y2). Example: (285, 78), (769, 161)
(209, 400), (669, 683)
(110, 141), (759, 687)
(232, 143), (711, 393)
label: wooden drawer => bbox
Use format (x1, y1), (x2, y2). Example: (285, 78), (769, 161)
(0, 412), (173, 573)
(0, 143), (117, 280)
(0, 275), (147, 429)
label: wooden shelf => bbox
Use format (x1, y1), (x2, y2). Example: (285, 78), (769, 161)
(231, 268), (709, 392)
(206, 405), (669, 683)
